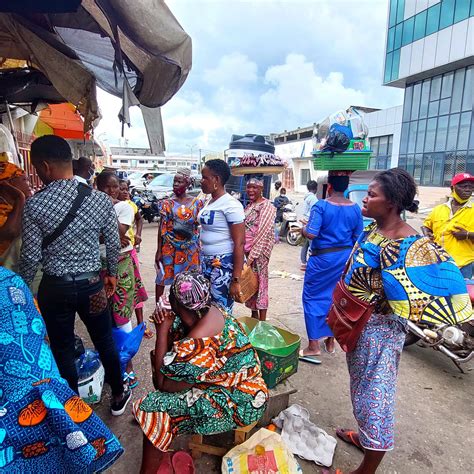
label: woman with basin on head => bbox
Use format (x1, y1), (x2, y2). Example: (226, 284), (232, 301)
(301, 174), (363, 361)
(243, 176), (276, 321)
(333, 168), (472, 474)
(133, 271), (267, 473)
(154, 168), (204, 300)
(199, 159), (245, 313)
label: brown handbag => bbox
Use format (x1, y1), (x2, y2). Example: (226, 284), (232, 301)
(326, 233), (376, 352)
(326, 279), (375, 352)
(234, 264), (258, 303)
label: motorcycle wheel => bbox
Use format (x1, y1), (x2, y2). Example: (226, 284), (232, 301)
(286, 229), (300, 246)
(404, 333), (420, 347)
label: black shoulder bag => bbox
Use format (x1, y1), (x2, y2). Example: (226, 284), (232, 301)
(41, 183), (92, 251)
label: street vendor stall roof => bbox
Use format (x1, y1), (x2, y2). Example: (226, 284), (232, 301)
(0, 0), (192, 132)
(36, 103), (91, 140)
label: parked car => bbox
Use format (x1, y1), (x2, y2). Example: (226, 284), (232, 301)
(127, 170), (162, 189)
(138, 173), (202, 199)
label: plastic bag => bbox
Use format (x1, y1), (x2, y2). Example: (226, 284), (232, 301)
(112, 322), (145, 372)
(320, 129), (350, 154)
(222, 428), (302, 474)
(248, 321), (286, 351)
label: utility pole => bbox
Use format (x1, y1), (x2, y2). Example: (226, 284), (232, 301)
(199, 148), (202, 172)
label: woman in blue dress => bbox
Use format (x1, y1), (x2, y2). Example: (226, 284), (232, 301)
(300, 174), (363, 360)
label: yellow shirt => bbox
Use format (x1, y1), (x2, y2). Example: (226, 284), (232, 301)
(126, 200), (138, 246)
(423, 198), (474, 268)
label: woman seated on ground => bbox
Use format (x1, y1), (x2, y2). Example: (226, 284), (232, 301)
(0, 267), (123, 472)
(133, 271), (268, 473)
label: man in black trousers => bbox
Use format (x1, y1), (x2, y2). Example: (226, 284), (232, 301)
(19, 135), (131, 416)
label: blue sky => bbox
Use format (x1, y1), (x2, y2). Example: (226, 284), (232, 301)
(96, 0), (404, 155)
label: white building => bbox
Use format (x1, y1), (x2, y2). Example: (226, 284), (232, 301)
(109, 146), (199, 172)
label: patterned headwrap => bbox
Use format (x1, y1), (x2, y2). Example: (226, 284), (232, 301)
(0, 162), (24, 181)
(171, 271), (211, 314)
(246, 176), (264, 187)
(176, 167), (192, 185)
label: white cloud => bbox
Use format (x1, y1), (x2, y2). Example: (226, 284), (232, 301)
(96, 1), (403, 154)
(203, 52), (258, 86)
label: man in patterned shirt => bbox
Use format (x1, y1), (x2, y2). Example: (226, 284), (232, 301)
(19, 135), (131, 416)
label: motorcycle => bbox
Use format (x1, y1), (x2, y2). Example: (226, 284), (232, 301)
(276, 202), (302, 246)
(404, 279), (474, 372)
(131, 189), (160, 223)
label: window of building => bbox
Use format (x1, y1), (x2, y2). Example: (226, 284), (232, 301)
(398, 66), (474, 187)
(454, 0), (470, 23)
(439, 0), (455, 29)
(413, 10), (427, 41)
(402, 16), (414, 46)
(139, 160), (145, 164)
(300, 168), (310, 186)
(426, 3), (441, 35)
(369, 135), (393, 170)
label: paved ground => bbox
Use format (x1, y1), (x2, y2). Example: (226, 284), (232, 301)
(78, 222), (472, 474)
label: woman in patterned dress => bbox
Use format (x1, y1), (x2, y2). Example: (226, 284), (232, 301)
(133, 272), (268, 473)
(244, 177), (276, 321)
(334, 169), (472, 474)
(0, 267), (123, 472)
(155, 168), (204, 301)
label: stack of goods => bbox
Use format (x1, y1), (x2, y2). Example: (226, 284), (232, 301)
(230, 152), (286, 175)
(227, 134), (286, 176)
(312, 108), (372, 171)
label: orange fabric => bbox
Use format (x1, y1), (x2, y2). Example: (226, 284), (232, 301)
(0, 161), (24, 180)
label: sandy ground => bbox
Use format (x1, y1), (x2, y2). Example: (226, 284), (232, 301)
(77, 221), (472, 474)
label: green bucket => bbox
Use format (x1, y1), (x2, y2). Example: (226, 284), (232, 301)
(312, 151), (371, 171)
(238, 317), (300, 389)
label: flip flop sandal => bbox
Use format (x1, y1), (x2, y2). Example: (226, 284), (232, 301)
(323, 339), (336, 354)
(336, 428), (364, 452)
(156, 452), (173, 474)
(172, 451), (195, 474)
(298, 350), (322, 365)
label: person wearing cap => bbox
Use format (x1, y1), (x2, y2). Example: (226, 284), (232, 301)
(422, 173), (474, 278)
(133, 271), (267, 472)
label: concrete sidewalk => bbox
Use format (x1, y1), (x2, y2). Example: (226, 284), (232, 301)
(79, 223), (472, 473)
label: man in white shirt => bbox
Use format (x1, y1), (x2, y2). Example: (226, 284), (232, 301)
(301, 180), (318, 270)
(73, 156), (95, 185)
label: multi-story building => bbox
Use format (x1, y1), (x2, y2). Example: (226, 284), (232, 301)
(384, 0), (473, 186)
(109, 146), (199, 172)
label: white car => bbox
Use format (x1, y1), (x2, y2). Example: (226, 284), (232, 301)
(127, 171), (162, 189)
(138, 173), (202, 199)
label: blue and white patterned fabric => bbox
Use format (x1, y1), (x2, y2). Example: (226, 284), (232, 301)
(346, 313), (406, 451)
(201, 253), (234, 313)
(0, 267), (123, 473)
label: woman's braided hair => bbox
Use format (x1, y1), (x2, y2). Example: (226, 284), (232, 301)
(374, 168), (419, 213)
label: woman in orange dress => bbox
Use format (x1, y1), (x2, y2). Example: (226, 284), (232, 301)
(155, 168), (203, 301)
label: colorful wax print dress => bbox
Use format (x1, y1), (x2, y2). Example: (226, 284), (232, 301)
(0, 267), (123, 473)
(343, 223), (472, 451)
(156, 197), (204, 286)
(133, 313), (268, 451)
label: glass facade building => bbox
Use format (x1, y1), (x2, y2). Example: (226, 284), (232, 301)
(383, 0), (474, 186)
(398, 66), (473, 186)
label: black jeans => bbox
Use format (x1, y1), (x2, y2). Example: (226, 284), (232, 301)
(38, 273), (124, 397)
